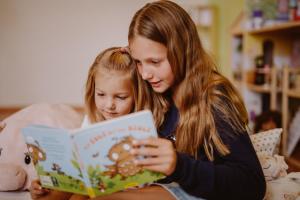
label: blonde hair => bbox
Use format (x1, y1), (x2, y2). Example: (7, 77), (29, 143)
(85, 47), (168, 126)
(128, 1), (248, 160)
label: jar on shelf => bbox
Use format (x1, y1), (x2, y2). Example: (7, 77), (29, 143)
(252, 9), (264, 29)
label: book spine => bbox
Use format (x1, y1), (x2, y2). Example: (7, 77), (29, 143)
(73, 142), (95, 198)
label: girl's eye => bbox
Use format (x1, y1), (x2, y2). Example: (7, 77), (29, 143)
(117, 96), (127, 100)
(152, 60), (160, 64)
(97, 93), (104, 97)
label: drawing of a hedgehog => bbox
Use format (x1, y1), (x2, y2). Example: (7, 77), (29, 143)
(103, 136), (141, 179)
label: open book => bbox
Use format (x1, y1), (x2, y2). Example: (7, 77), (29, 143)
(22, 110), (164, 198)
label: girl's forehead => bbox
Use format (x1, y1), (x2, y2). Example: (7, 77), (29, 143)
(95, 69), (131, 83)
(95, 73), (133, 91)
(96, 66), (128, 76)
(129, 36), (167, 60)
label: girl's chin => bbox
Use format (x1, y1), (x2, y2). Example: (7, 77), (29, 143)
(152, 86), (167, 93)
(103, 114), (118, 120)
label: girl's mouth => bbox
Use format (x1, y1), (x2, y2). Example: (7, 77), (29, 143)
(150, 81), (161, 88)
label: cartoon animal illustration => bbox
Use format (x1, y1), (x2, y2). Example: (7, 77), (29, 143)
(92, 152), (99, 158)
(27, 141), (46, 165)
(103, 136), (141, 180)
(51, 163), (64, 175)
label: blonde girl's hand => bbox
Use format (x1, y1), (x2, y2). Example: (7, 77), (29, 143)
(29, 179), (50, 200)
(131, 137), (177, 176)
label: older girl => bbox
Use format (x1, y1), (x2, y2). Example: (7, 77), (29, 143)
(94, 1), (266, 200)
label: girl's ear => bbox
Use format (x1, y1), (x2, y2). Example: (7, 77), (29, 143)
(0, 121), (6, 132)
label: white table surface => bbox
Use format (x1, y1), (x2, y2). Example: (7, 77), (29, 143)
(0, 191), (32, 200)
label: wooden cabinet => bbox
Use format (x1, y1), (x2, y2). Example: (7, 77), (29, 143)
(231, 13), (300, 169)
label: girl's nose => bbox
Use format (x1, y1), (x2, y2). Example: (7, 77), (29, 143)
(106, 99), (116, 110)
(140, 66), (153, 80)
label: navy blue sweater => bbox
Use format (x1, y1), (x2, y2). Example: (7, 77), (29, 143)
(158, 104), (266, 200)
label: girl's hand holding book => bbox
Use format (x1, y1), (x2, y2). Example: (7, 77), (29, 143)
(131, 137), (177, 176)
(29, 179), (50, 200)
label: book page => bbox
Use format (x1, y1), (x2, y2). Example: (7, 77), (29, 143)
(73, 110), (164, 197)
(22, 126), (87, 195)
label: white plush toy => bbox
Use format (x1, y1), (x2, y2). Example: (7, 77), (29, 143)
(0, 103), (83, 191)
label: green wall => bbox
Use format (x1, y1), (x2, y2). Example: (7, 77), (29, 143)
(209, 0), (244, 79)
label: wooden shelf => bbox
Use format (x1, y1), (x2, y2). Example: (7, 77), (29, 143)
(231, 30), (244, 37)
(231, 7), (300, 164)
(287, 89), (300, 99)
(246, 83), (271, 93)
(287, 67), (300, 73)
(247, 21), (300, 35)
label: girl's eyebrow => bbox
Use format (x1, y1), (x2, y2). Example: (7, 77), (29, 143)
(115, 91), (130, 95)
(95, 88), (104, 92)
(116, 93), (129, 96)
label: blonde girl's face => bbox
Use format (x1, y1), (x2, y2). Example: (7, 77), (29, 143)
(129, 35), (175, 93)
(94, 69), (134, 120)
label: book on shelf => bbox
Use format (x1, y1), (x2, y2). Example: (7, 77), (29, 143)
(22, 110), (164, 198)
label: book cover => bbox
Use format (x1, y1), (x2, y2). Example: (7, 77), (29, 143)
(22, 110), (164, 197)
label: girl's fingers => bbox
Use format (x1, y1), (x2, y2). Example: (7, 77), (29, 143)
(133, 137), (170, 148)
(135, 156), (168, 165)
(32, 187), (49, 194)
(30, 179), (50, 198)
(131, 138), (174, 157)
(32, 189), (46, 195)
(142, 164), (167, 173)
(131, 137), (177, 175)
(131, 146), (161, 157)
(32, 182), (43, 190)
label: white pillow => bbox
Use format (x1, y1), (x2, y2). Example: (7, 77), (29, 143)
(250, 128), (282, 156)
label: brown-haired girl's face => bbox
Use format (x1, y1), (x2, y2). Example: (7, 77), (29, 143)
(129, 35), (175, 93)
(94, 68), (134, 120)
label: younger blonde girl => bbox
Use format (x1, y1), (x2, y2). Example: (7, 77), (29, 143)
(30, 47), (168, 200)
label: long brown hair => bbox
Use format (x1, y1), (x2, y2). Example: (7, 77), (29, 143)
(128, 1), (248, 160)
(84, 47), (168, 126)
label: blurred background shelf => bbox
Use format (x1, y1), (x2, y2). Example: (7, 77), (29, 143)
(231, 4), (300, 171)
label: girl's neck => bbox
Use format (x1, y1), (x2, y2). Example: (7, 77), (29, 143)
(164, 87), (179, 107)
